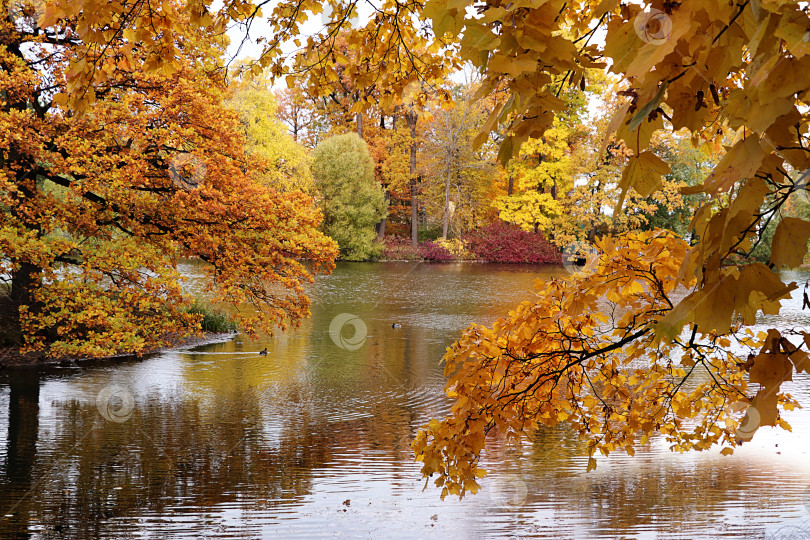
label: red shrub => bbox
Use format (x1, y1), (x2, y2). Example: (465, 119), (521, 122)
(382, 235), (421, 260)
(463, 221), (562, 264)
(418, 240), (454, 262)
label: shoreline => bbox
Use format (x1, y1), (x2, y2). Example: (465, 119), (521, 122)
(0, 332), (236, 370)
(354, 258), (564, 264)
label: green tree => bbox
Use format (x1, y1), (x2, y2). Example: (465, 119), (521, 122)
(312, 133), (387, 260)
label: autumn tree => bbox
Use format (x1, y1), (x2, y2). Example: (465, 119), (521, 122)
(0, 1), (336, 357)
(548, 92), (695, 250)
(228, 69), (315, 194)
(311, 133), (387, 261)
(365, 121), (414, 238)
(411, 0), (810, 498)
(493, 119), (576, 234)
(420, 84), (498, 239)
(642, 130), (718, 236)
(492, 76), (591, 235)
(274, 87), (322, 148)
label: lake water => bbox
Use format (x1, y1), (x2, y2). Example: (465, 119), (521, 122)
(1, 262), (810, 539)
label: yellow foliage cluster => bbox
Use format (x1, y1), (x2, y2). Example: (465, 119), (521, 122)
(434, 238), (473, 260)
(412, 230), (801, 498)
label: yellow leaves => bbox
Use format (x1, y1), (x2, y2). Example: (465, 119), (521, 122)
(51, 93), (69, 108)
(488, 54), (538, 76)
(616, 110), (663, 155)
(720, 447), (734, 456)
(627, 83), (668, 132)
(790, 342), (810, 374)
(769, 217), (810, 269)
(414, 230), (769, 495)
(735, 263), (795, 323)
(699, 136), (766, 195)
(473, 103), (504, 150)
(751, 388), (779, 428)
(424, 0), (465, 37)
(659, 263), (792, 336)
(461, 24), (501, 55)
(620, 151), (671, 200)
(748, 353), (792, 388)
(774, 10), (810, 58)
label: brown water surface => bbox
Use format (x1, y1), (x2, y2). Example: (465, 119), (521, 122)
(1, 262), (809, 539)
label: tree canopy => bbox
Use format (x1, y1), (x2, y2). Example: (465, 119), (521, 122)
(1, 0), (337, 357)
(227, 69), (316, 194)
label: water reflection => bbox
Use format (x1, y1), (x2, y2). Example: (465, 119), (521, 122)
(0, 262), (809, 538)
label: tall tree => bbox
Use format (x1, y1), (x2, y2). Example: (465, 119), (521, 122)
(275, 87), (322, 148)
(421, 84), (496, 239)
(0, 0), (336, 357)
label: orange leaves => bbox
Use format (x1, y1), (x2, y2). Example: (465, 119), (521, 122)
(415, 229), (802, 498)
(698, 136), (766, 195)
(657, 262), (793, 337)
(415, 230), (701, 496)
(749, 353), (793, 388)
(731, 329), (810, 440)
(2, 0), (337, 358)
(487, 54), (538, 77)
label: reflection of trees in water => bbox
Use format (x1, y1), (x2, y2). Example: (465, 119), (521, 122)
(0, 370), (433, 538)
(1, 372), (40, 540)
(484, 424), (796, 537)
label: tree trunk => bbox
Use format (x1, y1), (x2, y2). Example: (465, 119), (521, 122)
(407, 111), (419, 248)
(442, 165), (452, 240)
(11, 263), (37, 309)
(356, 111), (363, 138)
(410, 179), (418, 248)
(507, 174), (514, 196)
(7, 260), (39, 343)
(376, 190), (388, 239)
